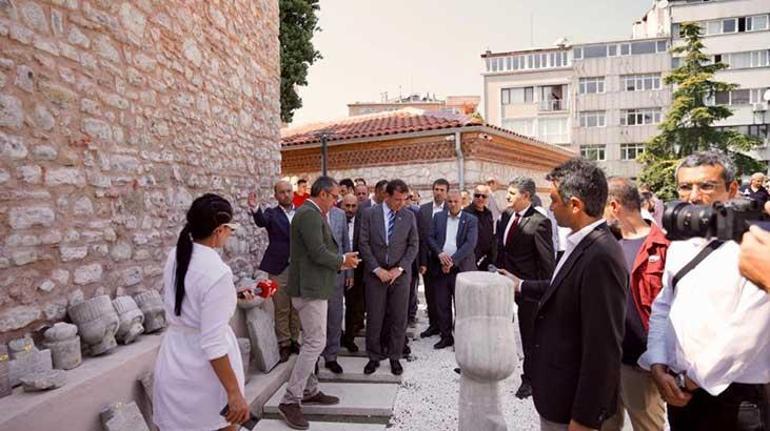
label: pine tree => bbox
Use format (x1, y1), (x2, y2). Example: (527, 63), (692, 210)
(639, 22), (763, 200)
(280, 0), (322, 124)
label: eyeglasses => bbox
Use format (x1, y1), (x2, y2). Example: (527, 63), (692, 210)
(473, 193), (487, 198)
(677, 181), (722, 194)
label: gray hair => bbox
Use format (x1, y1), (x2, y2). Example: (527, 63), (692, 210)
(607, 177), (642, 212)
(675, 151), (736, 185)
(310, 176), (338, 197)
(546, 158), (608, 217)
(509, 176), (537, 198)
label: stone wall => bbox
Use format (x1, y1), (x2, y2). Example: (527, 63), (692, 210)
(0, 0), (280, 342)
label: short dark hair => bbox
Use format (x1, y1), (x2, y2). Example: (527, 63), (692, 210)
(339, 178), (355, 189)
(509, 176), (536, 198)
(433, 178), (450, 190)
(546, 158), (608, 217)
(675, 150), (736, 185)
(386, 179), (409, 195)
(607, 177), (642, 212)
(374, 179), (389, 192)
(297, 179), (308, 185)
(310, 176), (338, 197)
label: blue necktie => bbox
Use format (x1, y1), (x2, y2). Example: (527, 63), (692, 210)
(388, 211), (397, 244)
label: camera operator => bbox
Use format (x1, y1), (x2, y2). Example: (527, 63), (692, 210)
(638, 151), (770, 431)
(739, 201), (770, 294)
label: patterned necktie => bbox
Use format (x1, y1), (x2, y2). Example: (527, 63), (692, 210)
(388, 210), (397, 243)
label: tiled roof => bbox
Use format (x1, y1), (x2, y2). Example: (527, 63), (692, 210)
(281, 108), (484, 147)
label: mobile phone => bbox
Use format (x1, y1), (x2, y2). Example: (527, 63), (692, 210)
(220, 404), (259, 430)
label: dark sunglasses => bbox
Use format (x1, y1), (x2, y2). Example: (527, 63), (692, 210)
(473, 193), (487, 198)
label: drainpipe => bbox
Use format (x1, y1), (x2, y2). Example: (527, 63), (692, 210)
(454, 131), (464, 190)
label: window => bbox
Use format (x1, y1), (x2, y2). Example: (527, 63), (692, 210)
(748, 124), (769, 140)
(722, 18), (737, 33)
(538, 118), (569, 143)
(584, 44), (608, 59)
(712, 88), (763, 105)
(748, 15), (769, 31)
(620, 43), (630, 56)
(608, 45), (617, 56)
(539, 85), (567, 111)
(579, 111), (606, 128)
(573, 47), (583, 60)
(623, 74), (662, 91)
(751, 88), (770, 104)
(720, 50), (770, 69)
(579, 77), (605, 94)
(501, 87), (534, 105)
(621, 108), (662, 126)
(657, 40), (668, 53)
(580, 145), (606, 161)
(620, 143), (645, 160)
(503, 118), (536, 136)
(732, 89), (751, 105)
(631, 41), (657, 55)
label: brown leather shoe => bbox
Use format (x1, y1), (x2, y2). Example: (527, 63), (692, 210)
(301, 391), (340, 405)
(278, 403), (308, 430)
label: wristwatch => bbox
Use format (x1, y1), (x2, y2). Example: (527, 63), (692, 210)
(397, 266), (405, 273)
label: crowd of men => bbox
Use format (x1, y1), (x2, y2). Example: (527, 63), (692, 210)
(248, 152), (770, 431)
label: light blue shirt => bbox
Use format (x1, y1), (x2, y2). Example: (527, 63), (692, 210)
(442, 212), (461, 256)
(382, 203), (394, 246)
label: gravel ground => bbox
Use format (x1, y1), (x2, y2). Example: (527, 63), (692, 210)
(387, 304), (540, 431)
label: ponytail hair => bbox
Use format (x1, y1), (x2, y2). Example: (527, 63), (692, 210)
(174, 193), (233, 316)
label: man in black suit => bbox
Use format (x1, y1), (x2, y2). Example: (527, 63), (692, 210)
(359, 179), (388, 212)
(427, 190), (478, 349)
(505, 158), (628, 431)
(341, 194), (364, 353)
(358, 179), (419, 376)
(417, 178), (449, 338)
(463, 184), (497, 270)
(496, 176), (555, 399)
(248, 180), (300, 362)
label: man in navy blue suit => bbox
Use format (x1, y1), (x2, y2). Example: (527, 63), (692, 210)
(248, 180), (299, 363)
(427, 190), (478, 349)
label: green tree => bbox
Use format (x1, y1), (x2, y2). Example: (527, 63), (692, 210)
(639, 22), (763, 200)
(280, 0), (322, 124)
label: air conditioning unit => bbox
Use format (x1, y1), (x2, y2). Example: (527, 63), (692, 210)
(753, 103), (768, 112)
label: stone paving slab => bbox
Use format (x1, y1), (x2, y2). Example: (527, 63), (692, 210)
(263, 382), (399, 423)
(319, 357), (401, 384)
(254, 419), (385, 430)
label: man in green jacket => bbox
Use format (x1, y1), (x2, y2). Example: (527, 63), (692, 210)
(279, 176), (360, 430)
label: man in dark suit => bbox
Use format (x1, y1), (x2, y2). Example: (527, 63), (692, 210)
(496, 176), (555, 399)
(358, 179), (419, 376)
(463, 184), (497, 270)
(417, 178), (449, 338)
(341, 194), (364, 352)
(248, 180), (300, 363)
(427, 190), (478, 349)
(279, 176), (360, 429)
(505, 159), (628, 431)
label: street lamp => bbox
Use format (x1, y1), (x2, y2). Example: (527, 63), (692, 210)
(315, 130), (333, 177)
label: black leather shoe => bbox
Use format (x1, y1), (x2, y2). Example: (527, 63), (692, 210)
(390, 359), (403, 376)
(433, 337), (454, 349)
(290, 340), (301, 354)
(403, 342), (411, 356)
(341, 338), (359, 353)
(454, 367), (461, 375)
(420, 327), (440, 338)
(363, 359), (380, 374)
(515, 380), (533, 399)
(279, 345), (291, 363)
(324, 360), (343, 374)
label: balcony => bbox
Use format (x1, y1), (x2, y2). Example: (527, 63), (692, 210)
(539, 99), (566, 112)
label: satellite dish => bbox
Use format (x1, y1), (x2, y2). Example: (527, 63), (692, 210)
(763, 89), (770, 102)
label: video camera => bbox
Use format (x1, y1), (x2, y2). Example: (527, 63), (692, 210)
(663, 198), (770, 242)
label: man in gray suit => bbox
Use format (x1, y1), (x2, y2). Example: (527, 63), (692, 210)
(358, 179), (419, 376)
(321, 204), (351, 374)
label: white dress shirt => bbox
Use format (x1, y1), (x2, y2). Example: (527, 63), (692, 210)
(534, 205), (560, 255)
(432, 201), (445, 216)
(551, 218), (606, 283)
(442, 212), (461, 256)
(281, 204), (296, 223)
(347, 216), (355, 249)
(503, 205), (531, 247)
(638, 238), (770, 395)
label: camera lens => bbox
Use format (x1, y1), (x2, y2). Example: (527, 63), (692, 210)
(662, 201), (715, 240)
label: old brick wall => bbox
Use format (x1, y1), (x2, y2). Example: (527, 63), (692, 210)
(0, 0), (280, 342)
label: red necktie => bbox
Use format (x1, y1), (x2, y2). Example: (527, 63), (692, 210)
(505, 213), (521, 246)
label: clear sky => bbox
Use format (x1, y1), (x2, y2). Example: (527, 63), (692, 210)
(290, 0), (653, 126)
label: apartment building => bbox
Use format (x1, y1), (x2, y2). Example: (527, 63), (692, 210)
(483, 0), (770, 177)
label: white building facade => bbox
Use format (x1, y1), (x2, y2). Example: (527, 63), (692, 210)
(483, 0), (770, 177)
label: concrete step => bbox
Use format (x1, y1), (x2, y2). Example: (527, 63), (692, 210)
(319, 357), (402, 384)
(244, 355), (297, 417)
(254, 419), (385, 430)
(262, 382), (399, 424)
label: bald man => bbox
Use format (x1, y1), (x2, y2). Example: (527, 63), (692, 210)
(248, 181), (301, 362)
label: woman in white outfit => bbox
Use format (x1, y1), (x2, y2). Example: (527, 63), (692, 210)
(153, 193), (249, 431)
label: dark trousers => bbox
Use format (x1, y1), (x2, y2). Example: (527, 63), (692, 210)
(408, 263), (419, 320)
(517, 296), (537, 381)
(365, 272), (410, 361)
(424, 267), (439, 330)
(343, 275), (365, 343)
(433, 269), (457, 339)
(668, 383), (769, 431)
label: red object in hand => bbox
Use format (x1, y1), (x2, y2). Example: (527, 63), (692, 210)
(257, 279), (278, 298)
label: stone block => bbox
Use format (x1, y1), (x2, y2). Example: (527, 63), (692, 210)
(73, 263), (103, 285)
(100, 401), (150, 431)
(67, 295), (119, 356)
(133, 290), (166, 333)
(0, 94), (23, 129)
(7, 337), (53, 387)
(8, 206), (55, 229)
(238, 337), (251, 379)
(21, 369), (66, 391)
(43, 322), (82, 370)
(0, 344), (10, 398)
(243, 307), (280, 372)
(263, 382), (398, 421)
(0, 306), (42, 332)
(112, 296), (144, 344)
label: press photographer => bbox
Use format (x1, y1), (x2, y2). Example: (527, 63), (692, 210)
(638, 151), (770, 431)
